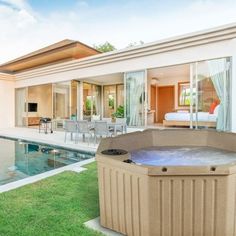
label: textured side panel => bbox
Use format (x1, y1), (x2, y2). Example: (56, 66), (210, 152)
(110, 170), (119, 231)
(124, 174), (134, 236)
(162, 179), (171, 236)
(97, 164), (106, 226)
(117, 172), (126, 234)
(183, 179), (193, 236)
(172, 179), (183, 236)
(99, 165), (147, 236)
(215, 178), (227, 236)
(149, 177), (229, 236)
(104, 167), (113, 228)
(132, 176), (141, 236)
(98, 163), (233, 236)
(204, 179), (216, 236)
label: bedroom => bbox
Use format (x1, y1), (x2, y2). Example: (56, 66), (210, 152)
(147, 58), (231, 130)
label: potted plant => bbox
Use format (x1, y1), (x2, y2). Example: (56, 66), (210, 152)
(112, 105), (124, 120)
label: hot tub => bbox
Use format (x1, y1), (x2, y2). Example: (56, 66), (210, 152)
(96, 129), (236, 236)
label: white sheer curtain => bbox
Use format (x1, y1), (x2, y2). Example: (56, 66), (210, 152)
(93, 85), (101, 116)
(207, 58), (231, 131)
(125, 71), (145, 126)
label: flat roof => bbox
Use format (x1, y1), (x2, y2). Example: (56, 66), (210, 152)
(0, 39), (100, 73)
(4, 22), (236, 78)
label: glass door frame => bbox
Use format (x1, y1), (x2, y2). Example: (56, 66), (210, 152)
(124, 69), (148, 127)
(190, 57), (232, 131)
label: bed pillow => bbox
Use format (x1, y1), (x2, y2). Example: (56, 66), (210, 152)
(209, 101), (219, 114)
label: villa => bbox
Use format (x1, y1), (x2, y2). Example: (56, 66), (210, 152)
(1, 22), (236, 236)
(0, 23), (235, 133)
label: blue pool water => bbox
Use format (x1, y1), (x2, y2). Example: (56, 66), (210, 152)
(0, 136), (94, 185)
(131, 146), (236, 166)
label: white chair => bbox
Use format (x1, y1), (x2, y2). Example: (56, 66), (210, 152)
(94, 121), (113, 144)
(115, 118), (127, 134)
(77, 120), (93, 145)
(102, 117), (112, 122)
(64, 120), (78, 143)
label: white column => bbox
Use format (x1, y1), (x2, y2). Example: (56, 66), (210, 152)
(78, 81), (83, 120)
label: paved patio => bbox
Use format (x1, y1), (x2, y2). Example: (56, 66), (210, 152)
(0, 127), (144, 152)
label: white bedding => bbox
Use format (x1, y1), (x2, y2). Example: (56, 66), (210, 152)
(165, 112), (217, 122)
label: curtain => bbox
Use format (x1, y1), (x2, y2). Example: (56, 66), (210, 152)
(93, 85), (101, 116)
(208, 58), (231, 131)
(125, 71), (145, 126)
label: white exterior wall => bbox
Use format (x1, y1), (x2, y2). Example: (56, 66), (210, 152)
(15, 39), (235, 87)
(0, 79), (15, 128)
(14, 38), (236, 132)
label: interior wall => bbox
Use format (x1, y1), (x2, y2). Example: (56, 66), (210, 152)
(147, 73), (190, 111)
(158, 76), (189, 110)
(0, 80), (15, 128)
(28, 84), (52, 118)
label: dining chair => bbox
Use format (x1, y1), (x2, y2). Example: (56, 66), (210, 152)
(77, 120), (93, 145)
(64, 120), (78, 143)
(114, 118), (127, 134)
(102, 117), (112, 123)
(94, 121), (113, 144)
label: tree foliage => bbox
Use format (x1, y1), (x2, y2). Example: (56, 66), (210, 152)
(94, 41), (116, 52)
(126, 40), (144, 48)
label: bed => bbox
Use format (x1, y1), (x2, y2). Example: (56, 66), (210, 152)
(163, 111), (217, 128)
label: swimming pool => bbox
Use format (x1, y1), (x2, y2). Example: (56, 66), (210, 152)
(0, 136), (94, 186)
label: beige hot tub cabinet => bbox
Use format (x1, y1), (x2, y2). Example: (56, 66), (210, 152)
(96, 129), (236, 236)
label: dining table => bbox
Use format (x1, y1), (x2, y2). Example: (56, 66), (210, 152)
(88, 120), (127, 136)
(107, 121), (127, 136)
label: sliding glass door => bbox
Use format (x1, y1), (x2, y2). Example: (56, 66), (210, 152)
(191, 57), (231, 131)
(125, 70), (147, 126)
(82, 82), (102, 121)
(103, 84), (124, 118)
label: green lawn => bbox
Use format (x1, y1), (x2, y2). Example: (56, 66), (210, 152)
(0, 162), (102, 236)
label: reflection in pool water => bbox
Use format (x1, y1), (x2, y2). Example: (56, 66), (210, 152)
(0, 137), (94, 185)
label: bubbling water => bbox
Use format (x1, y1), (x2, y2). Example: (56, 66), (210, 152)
(131, 146), (236, 166)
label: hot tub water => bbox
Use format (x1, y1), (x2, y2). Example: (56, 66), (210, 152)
(131, 146), (236, 166)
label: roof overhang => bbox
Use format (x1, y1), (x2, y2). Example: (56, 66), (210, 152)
(0, 40), (100, 73)
(14, 22), (236, 81)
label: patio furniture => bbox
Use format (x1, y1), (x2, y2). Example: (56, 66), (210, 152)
(102, 118), (112, 122)
(52, 118), (65, 130)
(107, 120), (127, 136)
(39, 118), (53, 134)
(94, 121), (113, 144)
(91, 115), (101, 121)
(112, 118), (127, 134)
(64, 120), (78, 143)
(77, 120), (93, 145)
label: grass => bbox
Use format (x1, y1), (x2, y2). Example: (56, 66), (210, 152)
(0, 162), (102, 236)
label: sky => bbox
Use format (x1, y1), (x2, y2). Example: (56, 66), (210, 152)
(1, 0), (236, 63)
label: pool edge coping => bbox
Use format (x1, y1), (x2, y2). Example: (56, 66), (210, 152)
(0, 158), (95, 193)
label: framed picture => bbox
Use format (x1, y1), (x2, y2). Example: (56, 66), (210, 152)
(178, 82), (190, 106)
